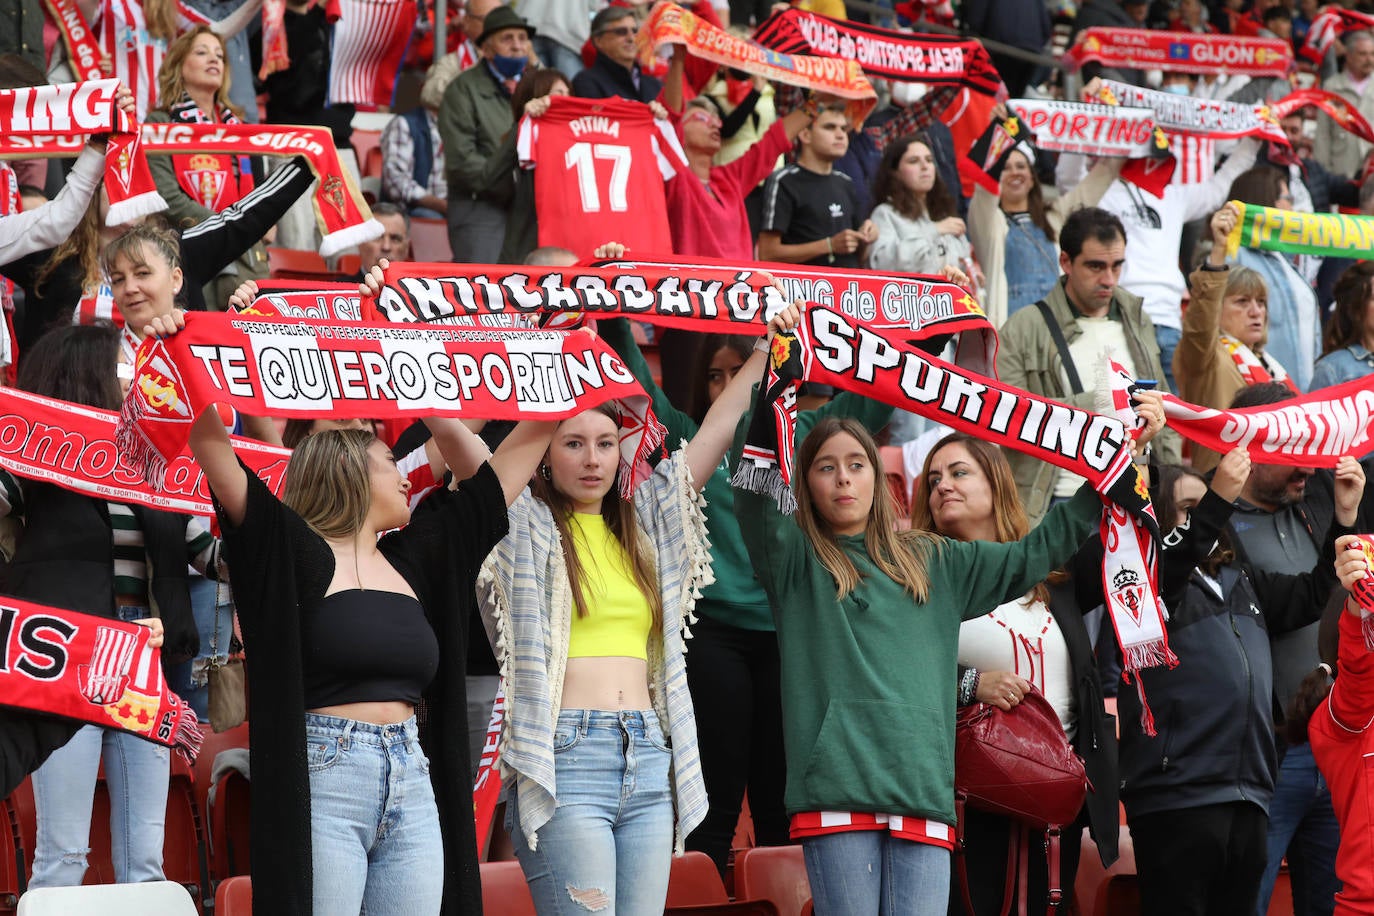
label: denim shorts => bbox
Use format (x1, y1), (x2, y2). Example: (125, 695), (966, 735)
(304, 713), (443, 916)
(509, 709), (675, 914)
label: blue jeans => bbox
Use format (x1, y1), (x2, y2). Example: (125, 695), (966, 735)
(306, 713), (443, 916)
(532, 36), (584, 80)
(30, 724), (170, 887)
(166, 576), (233, 721)
(508, 709), (675, 915)
(803, 831), (950, 916)
(1154, 324), (1182, 396)
(1255, 743), (1340, 916)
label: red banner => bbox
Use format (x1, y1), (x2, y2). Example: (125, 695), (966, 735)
(1063, 28), (1293, 78)
(1273, 88), (1374, 147)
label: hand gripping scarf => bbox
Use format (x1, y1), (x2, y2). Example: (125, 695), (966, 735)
(1345, 534), (1374, 651)
(0, 598), (203, 762)
(1093, 78), (1288, 145)
(582, 252), (999, 377)
(735, 303), (1175, 732)
(1008, 97), (1175, 195)
(115, 312), (665, 498)
(1062, 28), (1293, 78)
(638, 2), (878, 126)
(750, 7), (1004, 98)
(0, 80), (165, 226)
(1224, 201), (1374, 259)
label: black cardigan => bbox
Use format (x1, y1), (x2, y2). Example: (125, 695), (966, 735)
(215, 460), (508, 916)
(3, 155), (315, 347)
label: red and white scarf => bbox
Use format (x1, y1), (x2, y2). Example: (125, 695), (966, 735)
(1008, 97), (1176, 195)
(0, 598), (203, 761)
(1063, 28), (1293, 78)
(116, 312), (664, 497)
(1345, 534), (1374, 651)
(43, 0), (108, 82)
(1301, 8), (1374, 65)
(0, 80), (166, 226)
(1219, 334), (1297, 393)
(1272, 88), (1374, 148)
(1093, 79), (1288, 145)
(163, 95), (254, 212)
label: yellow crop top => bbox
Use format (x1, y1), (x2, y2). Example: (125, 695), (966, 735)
(565, 512), (652, 660)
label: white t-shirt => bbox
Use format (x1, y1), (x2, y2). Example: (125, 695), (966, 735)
(1053, 316), (1137, 498)
(959, 596), (1077, 738)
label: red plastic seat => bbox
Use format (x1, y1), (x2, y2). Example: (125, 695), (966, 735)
(214, 874), (252, 915)
(208, 769), (252, 882)
(666, 850), (730, 906)
(479, 860), (535, 916)
(267, 247), (335, 281)
(162, 755), (210, 906)
(1075, 827), (1136, 916)
(408, 216), (451, 263)
(734, 845), (811, 916)
(350, 130), (383, 181)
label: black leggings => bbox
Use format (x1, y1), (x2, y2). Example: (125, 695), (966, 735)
(683, 613), (791, 873)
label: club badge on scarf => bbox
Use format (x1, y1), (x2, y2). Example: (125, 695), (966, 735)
(583, 253), (998, 377)
(0, 598), (202, 761)
(1008, 98), (1175, 195)
(962, 112), (1039, 195)
(1063, 28), (1293, 78)
(0, 80), (165, 226)
(751, 7), (1003, 98)
(1093, 79), (1288, 145)
(735, 307), (1173, 730)
(117, 312), (665, 498)
(640, 3), (878, 125)
(1345, 534), (1374, 651)
(1224, 200), (1374, 259)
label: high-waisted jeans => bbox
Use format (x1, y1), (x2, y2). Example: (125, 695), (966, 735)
(509, 709), (675, 914)
(305, 713), (442, 915)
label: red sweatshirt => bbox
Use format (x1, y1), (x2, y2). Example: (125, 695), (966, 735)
(664, 118), (792, 261)
(1311, 610), (1374, 915)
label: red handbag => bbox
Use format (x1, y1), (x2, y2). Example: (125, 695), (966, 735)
(953, 686), (1089, 916)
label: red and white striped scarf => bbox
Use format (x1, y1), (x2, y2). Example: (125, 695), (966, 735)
(1220, 334), (1298, 393)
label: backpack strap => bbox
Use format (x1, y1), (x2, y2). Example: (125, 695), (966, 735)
(1034, 299), (1083, 395)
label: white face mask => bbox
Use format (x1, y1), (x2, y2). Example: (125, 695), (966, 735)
(890, 81), (928, 107)
(1163, 83), (1191, 95)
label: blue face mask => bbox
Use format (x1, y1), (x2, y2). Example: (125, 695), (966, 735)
(491, 54), (527, 80)
(1163, 83), (1191, 95)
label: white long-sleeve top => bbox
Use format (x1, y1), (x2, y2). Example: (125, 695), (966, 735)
(866, 203), (971, 275)
(0, 147), (104, 268)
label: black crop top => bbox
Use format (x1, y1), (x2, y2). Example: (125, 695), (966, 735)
(302, 589), (439, 708)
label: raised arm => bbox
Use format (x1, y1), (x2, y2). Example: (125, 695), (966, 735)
(1328, 534), (1374, 733)
(1175, 206), (1236, 392)
(685, 301), (801, 490)
(206, 0), (264, 39)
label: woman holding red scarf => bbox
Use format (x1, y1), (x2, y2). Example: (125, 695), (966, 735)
(147, 26), (270, 309)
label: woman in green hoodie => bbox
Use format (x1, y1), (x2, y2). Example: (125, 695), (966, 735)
(732, 413), (1148, 915)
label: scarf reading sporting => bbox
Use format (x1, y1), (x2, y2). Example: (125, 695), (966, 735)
(43, 0), (107, 82)
(0, 598), (203, 762)
(583, 252), (999, 378)
(750, 7), (1003, 98)
(116, 312), (664, 497)
(1272, 88), (1374, 148)
(735, 303), (1174, 732)
(1301, 8), (1374, 64)
(0, 80), (165, 227)
(1224, 201), (1374, 259)
(1093, 79), (1287, 144)
(639, 3), (878, 126)
(0, 386), (288, 515)
(1007, 98), (1175, 195)
(1062, 28), (1293, 78)
(472, 686), (505, 853)
(1219, 334), (1296, 393)
(1346, 534), (1374, 651)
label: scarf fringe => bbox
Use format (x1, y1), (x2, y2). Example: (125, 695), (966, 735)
(172, 703), (204, 764)
(104, 189), (167, 227)
(320, 217), (384, 259)
(116, 398), (171, 492)
(730, 460), (797, 516)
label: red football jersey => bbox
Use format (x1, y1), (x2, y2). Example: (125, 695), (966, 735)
(517, 96), (685, 260)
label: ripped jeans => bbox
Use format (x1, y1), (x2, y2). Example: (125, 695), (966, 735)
(509, 709), (675, 914)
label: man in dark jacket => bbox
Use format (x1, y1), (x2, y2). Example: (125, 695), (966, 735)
(1069, 0), (1149, 84)
(571, 7), (662, 103)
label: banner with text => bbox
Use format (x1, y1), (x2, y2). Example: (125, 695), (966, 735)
(1063, 28), (1292, 77)
(1094, 79), (1287, 144)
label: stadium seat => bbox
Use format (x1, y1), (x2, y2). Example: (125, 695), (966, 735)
(1076, 828), (1137, 916)
(409, 217), (451, 262)
(666, 850), (730, 906)
(350, 130), (384, 182)
(734, 845), (811, 916)
(266, 247), (335, 281)
(163, 754), (210, 907)
(192, 721), (249, 833)
(479, 860), (535, 916)
(334, 254), (361, 278)
(208, 767), (253, 881)
(214, 875), (251, 916)
(17, 880), (197, 915)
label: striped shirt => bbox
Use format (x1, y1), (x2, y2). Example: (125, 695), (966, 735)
(328, 0), (417, 108)
(790, 811), (955, 850)
(98, 0), (209, 119)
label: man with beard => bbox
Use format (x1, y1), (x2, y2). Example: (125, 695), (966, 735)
(1223, 381), (1345, 916)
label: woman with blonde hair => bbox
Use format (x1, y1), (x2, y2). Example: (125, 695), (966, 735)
(143, 286), (554, 913)
(733, 411), (1122, 914)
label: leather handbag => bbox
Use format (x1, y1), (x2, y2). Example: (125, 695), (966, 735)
(206, 579), (246, 733)
(953, 685), (1089, 916)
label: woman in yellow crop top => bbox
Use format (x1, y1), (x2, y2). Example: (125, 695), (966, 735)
(477, 301), (802, 915)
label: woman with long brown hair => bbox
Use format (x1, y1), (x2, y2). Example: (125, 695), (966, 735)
(1312, 262), (1374, 390)
(866, 133), (972, 278)
(909, 432), (1125, 915)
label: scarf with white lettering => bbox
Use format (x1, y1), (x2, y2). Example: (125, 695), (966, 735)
(1219, 334), (1297, 393)
(0, 80), (165, 226)
(1063, 28), (1293, 78)
(750, 7), (1003, 98)
(116, 312), (664, 498)
(1093, 79), (1288, 144)
(1224, 201), (1374, 259)
(1344, 534), (1374, 651)
(639, 2), (878, 125)
(42, 0), (107, 82)
(0, 598), (203, 762)
(1008, 98), (1176, 195)
(734, 304), (1174, 732)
